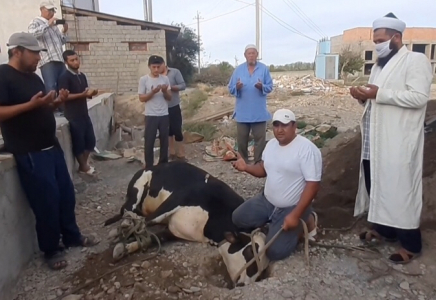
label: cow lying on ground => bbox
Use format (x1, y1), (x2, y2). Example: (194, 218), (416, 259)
(104, 161), (270, 285)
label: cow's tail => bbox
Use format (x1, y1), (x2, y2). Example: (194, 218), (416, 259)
(103, 213), (123, 226)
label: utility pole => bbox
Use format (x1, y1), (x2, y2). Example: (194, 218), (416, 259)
(194, 11), (203, 74)
(143, 0), (153, 21)
(147, 0), (153, 22)
(143, 0), (148, 21)
(255, 0), (262, 60)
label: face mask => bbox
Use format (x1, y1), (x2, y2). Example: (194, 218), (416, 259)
(375, 38), (393, 58)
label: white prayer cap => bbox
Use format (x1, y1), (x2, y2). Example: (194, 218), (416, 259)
(373, 12), (406, 33)
(245, 44), (258, 52)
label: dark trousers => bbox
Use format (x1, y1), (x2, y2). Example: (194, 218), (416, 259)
(14, 147), (82, 257)
(236, 121), (266, 163)
(363, 159), (422, 253)
(68, 115), (96, 157)
(144, 115), (169, 169)
(168, 105), (184, 142)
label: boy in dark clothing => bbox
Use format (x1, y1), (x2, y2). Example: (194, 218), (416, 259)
(58, 50), (98, 175)
(0, 32), (97, 271)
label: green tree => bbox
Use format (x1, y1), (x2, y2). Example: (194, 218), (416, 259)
(217, 61), (234, 73)
(167, 23), (200, 83)
(339, 46), (365, 81)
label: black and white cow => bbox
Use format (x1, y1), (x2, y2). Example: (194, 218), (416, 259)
(104, 161), (270, 285)
(219, 228), (270, 286)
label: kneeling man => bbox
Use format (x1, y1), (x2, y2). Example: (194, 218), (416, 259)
(232, 109), (322, 261)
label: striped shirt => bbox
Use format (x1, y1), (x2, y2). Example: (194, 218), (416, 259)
(28, 17), (67, 67)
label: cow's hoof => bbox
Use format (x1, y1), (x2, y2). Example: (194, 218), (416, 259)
(108, 228), (119, 239)
(113, 242), (126, 261)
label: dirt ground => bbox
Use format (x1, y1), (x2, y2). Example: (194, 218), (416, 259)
(10, 85), (436, 300)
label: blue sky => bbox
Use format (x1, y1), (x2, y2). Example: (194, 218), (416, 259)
(99, 0), (434, 65)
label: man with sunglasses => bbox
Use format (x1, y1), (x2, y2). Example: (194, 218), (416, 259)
(231, 109), (322, 261)
(350, 13), (433, 264)
(28, 1), (68, 113)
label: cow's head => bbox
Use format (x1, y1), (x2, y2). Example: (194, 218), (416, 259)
(218, 227), (270, 287)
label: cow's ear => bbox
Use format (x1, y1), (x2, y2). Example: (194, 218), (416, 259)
(224, 232), (237, 244)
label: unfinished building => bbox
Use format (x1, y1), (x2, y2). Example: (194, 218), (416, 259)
(331, 27), (436, 77)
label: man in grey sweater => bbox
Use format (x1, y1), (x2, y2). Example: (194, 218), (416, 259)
(138, 55), (172, 169)
(160, 62), (187, 160)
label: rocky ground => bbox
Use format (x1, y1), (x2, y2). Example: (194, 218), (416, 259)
(12, 140), (436, 300)
(11, 84), (436, 300)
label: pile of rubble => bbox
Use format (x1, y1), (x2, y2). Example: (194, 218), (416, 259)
(272, 74), (348, 95)
(202, 124), (338, 162)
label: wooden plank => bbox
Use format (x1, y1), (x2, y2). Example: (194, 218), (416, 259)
(186, 107), (234, 123)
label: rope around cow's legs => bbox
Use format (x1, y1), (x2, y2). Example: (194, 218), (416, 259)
(232, 218), (310, 287)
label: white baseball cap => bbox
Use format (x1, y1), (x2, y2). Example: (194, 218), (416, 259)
(40, 1), (57, 10)
(272, 109), (296, 124)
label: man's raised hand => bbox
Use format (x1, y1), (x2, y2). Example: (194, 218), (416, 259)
(231, 152), (247, 172)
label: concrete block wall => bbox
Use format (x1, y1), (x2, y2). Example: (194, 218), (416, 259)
(63, 14), (167, 93)
(0, 93), (115, 299)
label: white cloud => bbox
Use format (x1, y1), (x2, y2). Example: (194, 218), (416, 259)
(99, 0), (435, 64)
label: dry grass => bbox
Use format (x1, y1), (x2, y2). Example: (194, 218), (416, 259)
(183, 122), (217, 141)
(181, 89), (208, 119)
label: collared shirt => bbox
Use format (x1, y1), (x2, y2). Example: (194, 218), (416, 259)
(228, 61), (273, 123)
(28, 17), (67, 67)
(165, 67), (186, 108)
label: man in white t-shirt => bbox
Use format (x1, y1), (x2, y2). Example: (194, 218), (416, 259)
(138, 55), (172, 168)
(231, 108), (322, 261)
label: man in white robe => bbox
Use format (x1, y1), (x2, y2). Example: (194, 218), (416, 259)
(349, 13), (433, 264)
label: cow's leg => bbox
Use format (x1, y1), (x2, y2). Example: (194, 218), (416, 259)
(167, 207), (210, 243)
(152, 227), (180, 244)
(265, 205), (312, 261)
(145, 192), (187, 224)
(232, 193), (274, 232)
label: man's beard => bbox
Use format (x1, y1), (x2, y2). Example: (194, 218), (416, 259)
(69, 65), (79, 71)
(377, 43), (400, 68)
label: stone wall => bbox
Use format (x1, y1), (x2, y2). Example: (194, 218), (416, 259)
(63, 14), (167, 93)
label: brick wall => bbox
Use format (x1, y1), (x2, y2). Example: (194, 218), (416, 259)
(64, 14), (167, 93)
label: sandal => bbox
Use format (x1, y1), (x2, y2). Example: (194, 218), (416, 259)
(45, 252), (68, 270)
(359, 230), (398, 244)
(388, 248), (421, 265)
(79, 166), (96, 175)
(175, 156), (188, 162)
(169, 154), (177, 161)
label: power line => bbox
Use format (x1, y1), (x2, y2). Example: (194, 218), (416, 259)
(234, 0), (317, 42)
(261, 6), (318, 42)
(186, 4), (251, 26)
(282, 0), (326, 37)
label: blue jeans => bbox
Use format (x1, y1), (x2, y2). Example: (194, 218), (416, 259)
(14, 147), (82, 256)
(232, 193), (312, 261)
(40, 61), (66, 93)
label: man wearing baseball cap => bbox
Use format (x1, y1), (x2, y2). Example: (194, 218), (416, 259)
(0, 32), (97, 271)
(138, 55), (172, 168)
(231, 108), (322, 261)
(28, 1), (68, 113)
